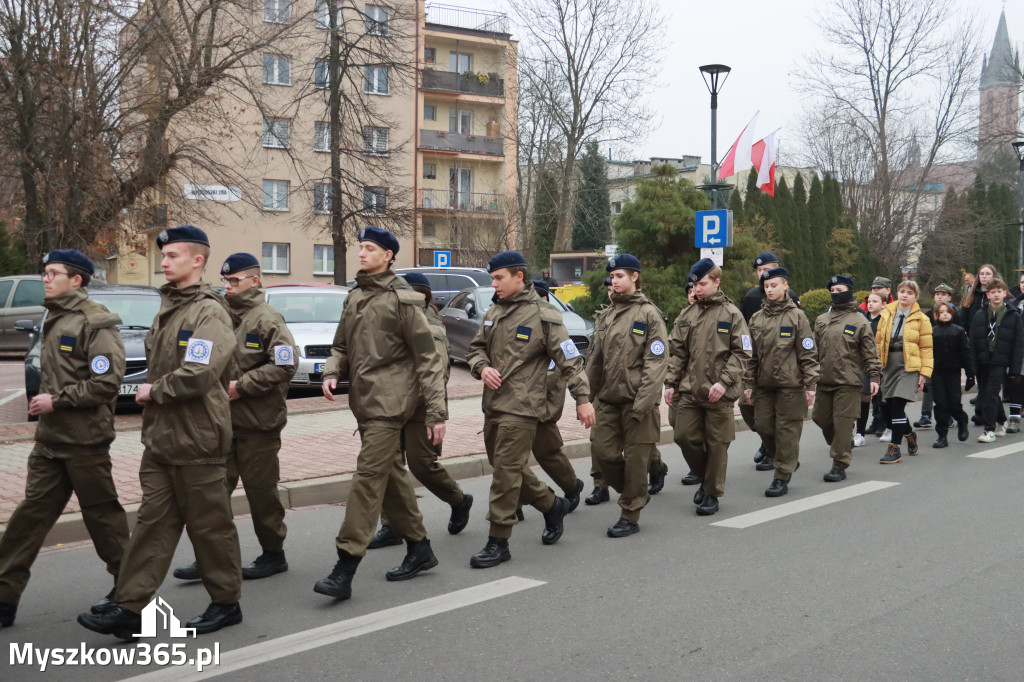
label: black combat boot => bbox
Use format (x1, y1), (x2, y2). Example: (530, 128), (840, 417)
(0, 601), (16, 628)
(607, 518), (640, 538)
(765, 478), (788, 497)
(448, 494), (474, 535)
(823, 467), (846, 482)
(933, 435), (948, 448)
(77, 606), (142, 641)
(693, 488), (708, 505)
(541, 496), (569, 545)
(565, 479), (585, 513)
(186, 602), (242, 634)
(90, 588), (116, 615)
(367, 525), (403, 549)
(242, 550), (288, 580)
(695, 494), (719, 516)
(470, 536), (511, 568)
(681, 472), (701, 485)
(755, 456), (775, 471)
(753, 445), (767, 463)
(584, 486), (609, 505)
(172, 560), (202, 581)
(385, 538), (439, 581)
(957, 417), (970, 442)
(313, 548), (362, 600)
(648, 463), (668, 495)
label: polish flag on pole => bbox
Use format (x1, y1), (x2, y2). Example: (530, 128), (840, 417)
(751, 129), (779, 196)
(717, 112), (759, 179)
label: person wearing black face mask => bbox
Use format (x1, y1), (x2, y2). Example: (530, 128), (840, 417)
(811, 276), (883, 482)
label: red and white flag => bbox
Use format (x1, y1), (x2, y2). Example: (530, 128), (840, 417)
(717, 112), (759, 179)
(751, 129), (779, 196)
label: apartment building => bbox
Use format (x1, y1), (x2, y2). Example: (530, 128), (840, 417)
(109, 1), (516, 286)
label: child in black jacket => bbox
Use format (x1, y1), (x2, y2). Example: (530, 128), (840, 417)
(969, 278), (1024, 442)
(930, 302), (974, 447)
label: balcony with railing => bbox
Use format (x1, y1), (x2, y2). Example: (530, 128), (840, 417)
(421, 69), (504, 97)
(424, 3), (510, 36)
(420, 129), (503, 157)
(419, 188), (503, 214)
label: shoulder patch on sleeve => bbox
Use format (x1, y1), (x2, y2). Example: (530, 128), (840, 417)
(396, 289), (426, 305)
(802, 337), (815, 349)
(185, 338), (214, 365)
(91, 355), (111, 374)
(539, 306), (563, 325)
(559, 338), (581, 359)
(650, 340), (666, 356)
(741, 334), (752, 351)
(274, 345), (294, 366)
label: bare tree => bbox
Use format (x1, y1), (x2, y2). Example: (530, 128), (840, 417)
(512, 0), (664, 252)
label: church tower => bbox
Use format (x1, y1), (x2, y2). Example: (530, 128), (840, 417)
(978, 10), (1021, 166)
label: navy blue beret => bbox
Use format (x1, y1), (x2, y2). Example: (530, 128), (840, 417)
(606, 253), (642, 272)
(43, 249), (94, 276)
(685, 280), (693, 292)
(400, 272), (430, 288)
(753, 252), (778, 268)
(828, 274), (855, 289)
(688, 258), (716, 283)
(487, 250), (528, 273)
(603, 276), (613, 287)
(531, 279), (550, 295)
(762, 267), (789, 281)
(157, 225), (209, 249)
(221, 252), (260, 275)
(358, 226), (399, 255)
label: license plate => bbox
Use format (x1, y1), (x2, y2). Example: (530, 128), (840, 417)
(314, 363), (325, 373)
(119, 384), (139, 396)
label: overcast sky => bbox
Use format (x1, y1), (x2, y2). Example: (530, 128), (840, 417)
(443, 0), (1023, 168)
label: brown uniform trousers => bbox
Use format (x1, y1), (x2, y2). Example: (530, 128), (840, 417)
(115, 452), (241, 612)
(484, 419), (556, 539)
(533, 420), (579, 494)
(591, 402), (659, 522)
(0, 447), (128, 606)
(225, 431), (287, 553)
(812, 385), (861, 470)
(590, 441), (664, 488)
(380, 421), (465, 529)
(336, 421), (427, 556)
(753, 388), (807, 481)
(673, 400), (735, 498)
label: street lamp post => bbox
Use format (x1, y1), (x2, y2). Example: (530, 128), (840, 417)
(698, 64), (732, 209)
(1013, 140), (1024, 271)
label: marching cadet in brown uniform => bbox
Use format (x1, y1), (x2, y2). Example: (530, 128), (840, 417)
(172, 252), (297, 581)
(78, 225), (243, 640)
(0, 250), (128, 632)
(679, 280), (702, 487)
(586, 254), (668, 537)
(665, 258), (750, 516)
(466, 251), (595, 568)
(315, 227), (448, 601)
(742, 267), (819, 497)
(367, 271), (473, 549)
(812, 275), (882, 482)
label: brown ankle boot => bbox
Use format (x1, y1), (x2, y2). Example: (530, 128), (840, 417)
(906, 431), (919, 455)
(880, 443), (902, 464)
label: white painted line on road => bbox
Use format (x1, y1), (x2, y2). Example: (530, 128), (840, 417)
(0, 388), (25, 407)
(967, 442), (1024, 459)
(122, 576), (546, 681)
(711, 481), (901, 529)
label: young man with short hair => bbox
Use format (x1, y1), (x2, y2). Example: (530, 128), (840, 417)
(969, 277), (1024, 442)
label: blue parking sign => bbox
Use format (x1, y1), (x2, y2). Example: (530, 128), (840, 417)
(694, 210), (733, 248)
(433, 251), (451, 268)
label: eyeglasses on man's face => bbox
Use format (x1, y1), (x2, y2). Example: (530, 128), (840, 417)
(220, 275), (256, 287)
(42, 269), (70, 281)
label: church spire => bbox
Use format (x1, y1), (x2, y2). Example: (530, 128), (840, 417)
(980, 10), (1020, 90)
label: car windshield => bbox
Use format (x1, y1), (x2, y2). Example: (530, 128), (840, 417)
(267, 291), (347, 323)
(90, 292), (161, 328)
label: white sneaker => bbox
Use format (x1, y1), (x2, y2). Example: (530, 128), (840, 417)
(995, 424), (1007, 437)
(978, 431), (997, 443)
(853, 433), (866, 447)
(879, 429), (892, 443)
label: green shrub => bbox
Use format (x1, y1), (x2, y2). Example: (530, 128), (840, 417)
(800, 288), (833, 323)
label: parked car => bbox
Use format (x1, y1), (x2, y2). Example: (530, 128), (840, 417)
(263, 283), (349, 386)
(0, 275), (45, 355)
(19, 283), (162, 417)
(393, 267), (493, 309)
(439, 286), (595, 363)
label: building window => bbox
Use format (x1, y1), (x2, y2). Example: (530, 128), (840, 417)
(263, 0), (291, 23)
(314, 0), (340, 28)
(611, 201), (622, 214)
(449, 108), (472, 134)
(314, 59), (329, 89)
(365, 4), (390, 35)
(422, 220), (436, 238)
(262, 117), (291, 149)
(262, 55), (291, 85)
(314, 244), (334, 274)
(363, 186), (387, 214)
(363, 126), (388, 155)
(364, 65), (389, 94)
(262, 180), (290, 211)
(262, 242), (290, 273)
(423, 163), (435, 179)
(450, 51), (471, 73)
(313, 121), (330, 152)
(424, 104), (436, 121)
(424, 47), (436, 64)
(313, 183), (332, 213)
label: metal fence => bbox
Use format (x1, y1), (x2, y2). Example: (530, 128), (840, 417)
(419, 188), (503, 213)
(424, 3), (510, 34)
(421, 69), (504, 97)
(420, 129), (503, 156)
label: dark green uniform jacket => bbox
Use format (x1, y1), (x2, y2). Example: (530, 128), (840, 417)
(587, 290), (668, 412)
(36, 288), (125, 456)
(467, 282), (591, 421)
(744, 297), (820, 390)
(813, 300), (882, 386)
(411, 305), (451, 423)
(142, 282), (236, 465)
(226, 287), (297, 435)
(323, 269), (447, 425)
(542, 301), (570, 422)
(665, 290), (750, 406)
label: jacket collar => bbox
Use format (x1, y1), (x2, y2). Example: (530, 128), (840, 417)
(354, 268), (397, 292)
(43, 287), (88, 314)
(494, 281), (539, 307)
(696, 290), (728, 308)
(762, 296), (794, 316)
(831, 300), (860, 314)
(609, 290), (647, 307)
(225, 286), (265, 312)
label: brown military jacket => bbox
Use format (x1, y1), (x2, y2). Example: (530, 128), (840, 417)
(467, 282), (590, 422)
(323, 269), (447, 425)
(744, 297), (820, 390)
(587, 290), (668, 413)
(665, 289), (750, 407)
(142, 282), (235, 464)
(409, 305), (450, 423)
(541, 300), (570, 423)
(814, 300), (882, 387)
(226, 287), (297, 435)
(36, 288), (125, 457)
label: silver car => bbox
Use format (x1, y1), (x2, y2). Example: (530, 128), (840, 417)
(263, 284), (348, 386)
(440, 286), (594, 363)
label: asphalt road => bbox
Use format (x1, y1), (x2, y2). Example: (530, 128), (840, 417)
(5, 422), (1023, 681)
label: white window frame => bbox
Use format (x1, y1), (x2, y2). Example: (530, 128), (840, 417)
(262, 179), (290, 211)
(313, 244), (334, 275)
(449, 108), (472, 134)
(262, 117), (291, 149)
(262, 242), (290, 274)
(263, 0), (291, 23)
(363, 186), (387, 215)
(313, 183), (332, 214)
(314, 0), (341, 28)
(450, 51), (471, 74)
(364, 65), (389, 95)
(262, 54), (291, 85)
(365, 5), (390, 35)
(424, 104), (436, 121)
(313, 121), (330, 152)
(363, 126), (388, 155)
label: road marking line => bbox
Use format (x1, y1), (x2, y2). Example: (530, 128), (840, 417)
(967, 443), (1024, 459)
(0, 389), (25, 407)
(122, 576), (545, 681)
(711, 481), (900, 529)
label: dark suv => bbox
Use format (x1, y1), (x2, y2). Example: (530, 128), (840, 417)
(393, 267), (493, 308)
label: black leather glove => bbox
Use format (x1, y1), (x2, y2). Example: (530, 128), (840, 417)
(964, 376), (975, 391)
